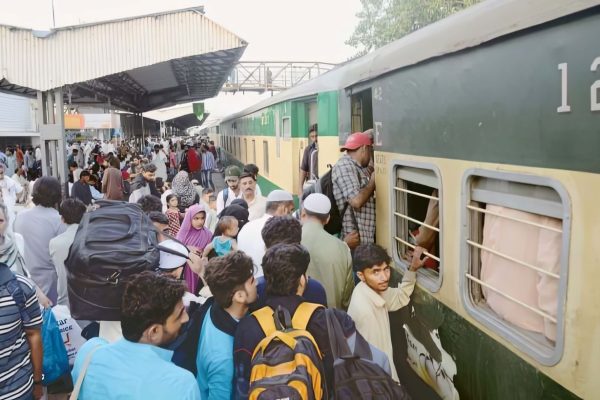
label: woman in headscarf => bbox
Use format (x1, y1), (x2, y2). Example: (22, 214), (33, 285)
(0, 202), (26, 275)
(171, 171), (199, 211)
(176, 204), (212, 294)
(213, 203), (249, 238)
(230, 198), (248, 210)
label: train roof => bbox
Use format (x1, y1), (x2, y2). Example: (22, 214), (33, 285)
(221, 0), (599, 122)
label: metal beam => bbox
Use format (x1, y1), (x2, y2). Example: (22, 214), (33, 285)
(221, 61), (336, 93)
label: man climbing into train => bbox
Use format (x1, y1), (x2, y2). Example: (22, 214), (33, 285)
(332, 132), (376, 247)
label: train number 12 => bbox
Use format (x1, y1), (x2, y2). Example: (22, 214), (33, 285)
(557, 58), (600, 113)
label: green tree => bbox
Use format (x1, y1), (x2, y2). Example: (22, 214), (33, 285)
(347, 0), (481, 55)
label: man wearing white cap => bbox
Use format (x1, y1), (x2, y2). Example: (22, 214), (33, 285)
(237, 189), (295, 277)
(156, 239), (189, 280)
(301, 193), (354, 309)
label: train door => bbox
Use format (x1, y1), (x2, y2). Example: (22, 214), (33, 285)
(351, 88), (373, 132)
(305, 101), (319, 181)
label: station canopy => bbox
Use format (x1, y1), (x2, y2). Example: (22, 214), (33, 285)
(0, 7), (247, 113)
(144, 102), (208, 131)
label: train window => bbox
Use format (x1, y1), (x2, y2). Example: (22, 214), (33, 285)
(282, 117), (291, 141)
(460, 169), (570, 366)
(244, 138), (248, 162)
(236, 137), (241, 158)
(391, 161), (442, 292)
(252, 140), (256, 164)
(263, 140), (269, 175)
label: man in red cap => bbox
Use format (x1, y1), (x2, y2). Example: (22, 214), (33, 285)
(331, 132), (376, 246)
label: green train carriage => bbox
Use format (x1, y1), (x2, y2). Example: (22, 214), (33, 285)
(216, 1), (600, 398)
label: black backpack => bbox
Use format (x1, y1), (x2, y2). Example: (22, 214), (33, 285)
(65, 200), (160, 321)
(171, 298), (212, 375)
(304, 167), (358, 235)
(325, 309), (411, 400)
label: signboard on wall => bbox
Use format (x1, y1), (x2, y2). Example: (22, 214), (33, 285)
(64, 114), (121, 130)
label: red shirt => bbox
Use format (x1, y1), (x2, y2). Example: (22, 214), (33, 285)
(16, 149), (24, 165)
(187, 149), (201, 172)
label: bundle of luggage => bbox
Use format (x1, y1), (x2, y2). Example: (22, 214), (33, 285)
(65, 200), (160, 321)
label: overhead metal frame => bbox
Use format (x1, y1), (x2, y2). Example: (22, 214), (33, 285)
(63, 48), (245, 113)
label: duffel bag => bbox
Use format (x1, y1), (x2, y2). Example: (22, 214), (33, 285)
(65, 200), (160, 320)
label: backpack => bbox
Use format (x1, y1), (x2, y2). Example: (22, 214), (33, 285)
(324, 309), (411, 400)
(171, 299), (211, 375)
(222, 187), (229, 206)
(305, 167), (358, 236)
(65, 200), (160, 321)
(249, 303), (327, 400)
(0, 263), (30, 324)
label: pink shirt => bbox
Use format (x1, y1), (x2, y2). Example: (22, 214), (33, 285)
(481, 205), (561, 341)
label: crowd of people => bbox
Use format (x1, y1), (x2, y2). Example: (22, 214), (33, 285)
(0, 131), (427, 400)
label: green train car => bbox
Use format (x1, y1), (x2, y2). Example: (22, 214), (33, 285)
(212, 1), (600, 398)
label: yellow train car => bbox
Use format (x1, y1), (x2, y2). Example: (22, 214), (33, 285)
(216, 1), (600, 398)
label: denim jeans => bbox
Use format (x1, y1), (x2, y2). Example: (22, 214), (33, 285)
(201, 170), (214, 190)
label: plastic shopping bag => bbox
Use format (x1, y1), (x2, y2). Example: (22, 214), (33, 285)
(52, 305), (87, 366)
(41, 307), (70, 385)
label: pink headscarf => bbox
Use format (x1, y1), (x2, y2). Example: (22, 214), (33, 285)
(176, 204), (212, 248)
(176, 204), (212, 294)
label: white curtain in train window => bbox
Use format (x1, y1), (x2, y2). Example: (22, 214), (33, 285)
(480, 205), (561, 341)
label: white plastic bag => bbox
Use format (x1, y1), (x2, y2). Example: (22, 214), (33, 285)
(51, 305), (87, 366)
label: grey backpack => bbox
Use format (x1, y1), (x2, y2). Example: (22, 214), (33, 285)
(325, 309), (412, 400)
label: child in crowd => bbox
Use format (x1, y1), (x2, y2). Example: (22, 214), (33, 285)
(203, 216), (239, 257)
(165, 194), (182, 237)
(176, 204), (212, 294)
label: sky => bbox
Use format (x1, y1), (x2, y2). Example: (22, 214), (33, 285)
(0, 0), (362, 62)
(0, 0), (363, 122)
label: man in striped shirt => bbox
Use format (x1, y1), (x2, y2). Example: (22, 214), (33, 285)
(0, 265), (43, 400)
(200, 144), (216, 191)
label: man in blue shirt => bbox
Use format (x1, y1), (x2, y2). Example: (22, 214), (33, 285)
(197, 251), (257, 399)
(254, 215), (328, 308)
(71, 272), (199, 400)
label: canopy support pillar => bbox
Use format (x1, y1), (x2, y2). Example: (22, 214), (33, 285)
(37, 88), (68, 190)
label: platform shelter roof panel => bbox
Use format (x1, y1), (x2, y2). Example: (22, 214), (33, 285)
(0, 7), (247, 112)
(170, 112), (209, 131)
